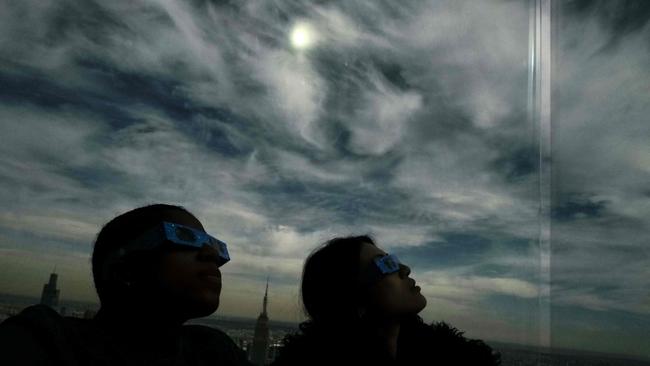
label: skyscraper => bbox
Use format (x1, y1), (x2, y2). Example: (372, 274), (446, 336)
(250, 278), (270, 366)
(39, 270), (60, 310)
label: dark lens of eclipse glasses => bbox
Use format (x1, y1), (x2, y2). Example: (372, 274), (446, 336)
(175, 225), (197, 243)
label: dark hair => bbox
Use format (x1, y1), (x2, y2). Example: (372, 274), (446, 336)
(300, 235), (375, 328)
(91, 204), (198, 306)
(277, 236), (502, 365)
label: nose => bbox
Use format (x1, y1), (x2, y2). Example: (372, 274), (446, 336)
(197, 243), (224, 266)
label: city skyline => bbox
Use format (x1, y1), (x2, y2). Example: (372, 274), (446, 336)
(0, 0), (649, 360)
(0, 269), (649, 364)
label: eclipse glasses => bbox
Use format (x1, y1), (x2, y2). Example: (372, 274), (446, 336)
(359, 253), (402, 286)
(116, 221), (230, 266)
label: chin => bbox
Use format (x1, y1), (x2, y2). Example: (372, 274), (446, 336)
(201, 294), (221, 313)
(187, 293), (220, 318)
(191, 303), (219, 319)
(413, 294), (427, 313)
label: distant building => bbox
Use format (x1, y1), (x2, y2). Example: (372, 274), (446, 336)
(39, 271), (60, 310)
(250, 278), (270, 366)
(267, 341), (283, 363)
(238, 338), (251, 354)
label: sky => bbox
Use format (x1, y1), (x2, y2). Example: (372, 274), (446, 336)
(0, 0), (649, 359)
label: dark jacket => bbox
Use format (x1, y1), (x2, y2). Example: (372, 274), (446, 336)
(272, 318), (501, 366)
(0, 305), (251, 366)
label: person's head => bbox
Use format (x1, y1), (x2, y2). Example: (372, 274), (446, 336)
(301, 235), (426, 328)
(92, 204), (226, 320)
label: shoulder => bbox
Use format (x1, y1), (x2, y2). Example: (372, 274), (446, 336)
(182, 324), (238, 350)
(400, 321), (501, 365)
(182, 324), (251, 366)
(2, 304), (63, 326)
(0, 305), (86, 365)
(1, 304), (93, 336)
(0, 304), (74, 339)
(273, 327), (339, 366)
(273, 324), (383, 366)
(183, 323), (232, 341)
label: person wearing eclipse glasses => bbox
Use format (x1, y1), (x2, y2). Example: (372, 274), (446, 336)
(272, 235), (501, 366)
(0, 204), (252, 366)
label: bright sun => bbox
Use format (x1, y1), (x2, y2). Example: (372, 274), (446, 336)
(290, 22), (316, 50)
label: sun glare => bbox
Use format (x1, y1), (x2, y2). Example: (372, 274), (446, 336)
(290, 22), (316, 50)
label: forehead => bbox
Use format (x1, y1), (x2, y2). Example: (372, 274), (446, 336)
(358, 242), (387, 268)
(160, 209), (205, 232)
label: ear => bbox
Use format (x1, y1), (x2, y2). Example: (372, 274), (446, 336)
(108, 260), (135, 287)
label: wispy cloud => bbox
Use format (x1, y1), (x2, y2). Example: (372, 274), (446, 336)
(0, 0), (648, 356)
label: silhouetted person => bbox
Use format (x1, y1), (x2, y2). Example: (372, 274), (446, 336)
(0, 204), (252, 366)
(272, 236), (500, 366)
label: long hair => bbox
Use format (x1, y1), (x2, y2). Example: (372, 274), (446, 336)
(300, 235), (374, 331)
(278, 235), (418, 364)
(275, 235), (501, 365)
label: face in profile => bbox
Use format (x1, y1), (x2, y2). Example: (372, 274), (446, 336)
(147, 210), (223, 319)
(358, 242), (427, 317)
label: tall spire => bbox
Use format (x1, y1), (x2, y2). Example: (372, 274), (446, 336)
(40, 269), (60, 309)
(251, 277), (271, 365)
(262, 276), (269, 316)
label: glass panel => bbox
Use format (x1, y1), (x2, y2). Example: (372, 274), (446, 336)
(551, 0), (650, 361)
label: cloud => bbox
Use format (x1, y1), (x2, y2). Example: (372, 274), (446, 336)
(419, 270), (539, 302)
(0, 0), (649, 356)
(0, 105), (105, 167)
(346, 70), (423, 155)
(0, 213), (98, 245)
(385, 0), (529, 129)
(247, 48), (327, 147)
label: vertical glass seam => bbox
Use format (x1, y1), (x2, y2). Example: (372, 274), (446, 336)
(529, 0), (552, 352)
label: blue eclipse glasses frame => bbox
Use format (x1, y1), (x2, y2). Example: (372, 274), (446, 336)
(359, 253), (402, 287)
(375, 253), (401, 274)
(112, 221), (230, 267)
